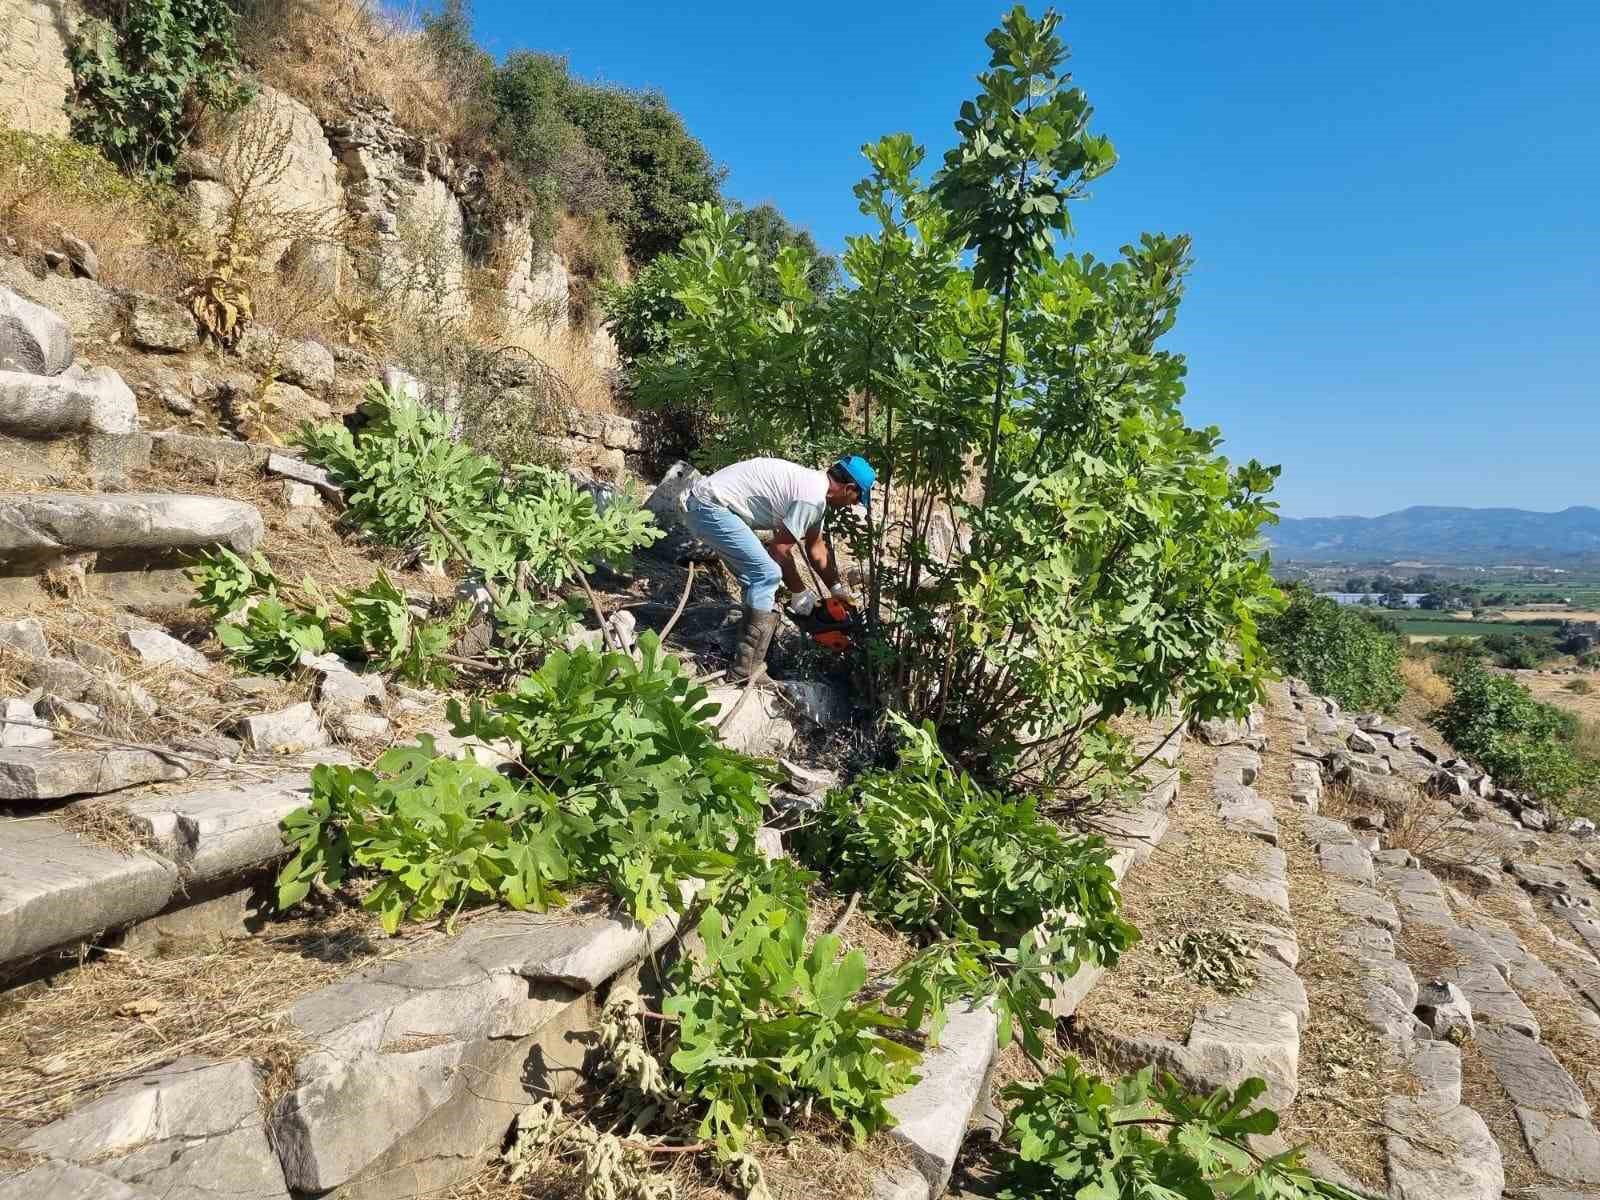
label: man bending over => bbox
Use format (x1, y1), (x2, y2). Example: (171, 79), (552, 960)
(682, 454), (876, 682)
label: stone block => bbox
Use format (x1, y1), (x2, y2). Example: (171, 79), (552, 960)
(1317, 839), (1375, 885)
(0, 616), (49, 658)
(1383, 1098), (1503, 1200)
(17, 1056), (289, 1200)
(1215, 745), (1261, 785)
(236, 702), (329, 754)
(1415, 979), (1475, 1041)
(149, 431), (274, 472)
(1516, 1110), (1600, 1184)
(885, 1002), (998, 1195)
(123, 292), (198, 352)
(778, 677), (850, 727)
(0, 492), (265, 566)
(266, 451), (342, 500)
(120, 774), (313, 881)
(0, 282), (72, 374)
(0, 697), (49, 747)
(238, 327), (336, 392)
(708, 684), (796, 759)
(0, 1163), (153, 1199)
(1476, 1024), (1588, 1116)
(0, 365), (136, 437)
(0, 818), (177, 965)
(124, 626), (210, 673)
(0, 745), (190, 802)
(642, 460), (701, 529)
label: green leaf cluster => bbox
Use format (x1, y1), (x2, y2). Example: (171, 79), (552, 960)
(795, 714), (1135, 1053)
(189, 548), (461, 686)
(665, 881), (920, 1151)
(66, 0), (253, 180)
(277, 741), (578, 932)
(300, 384), (660, 588)
(1432, 661), (1585, 802)
(1000, 1060), (1361, 1199)
(1260, 586), (1405, 713)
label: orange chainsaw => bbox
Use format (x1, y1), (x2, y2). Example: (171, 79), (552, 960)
(791, 592), (864, 653)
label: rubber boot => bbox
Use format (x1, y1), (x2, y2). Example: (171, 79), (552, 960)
(730, 606), (779, 683)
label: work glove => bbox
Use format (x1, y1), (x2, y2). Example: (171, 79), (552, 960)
(830, 581), (856, 607)
(789, 591), (819, 617)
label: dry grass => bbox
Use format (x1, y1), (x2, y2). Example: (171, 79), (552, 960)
(1399, 658), (1452, 708)
(0, 900), (420, 1130)
(238, 0), (491, 158)
(1524, 670), (1600, 722)
(0, 131), (184, 297)
(1073, 739), (1287, 1046)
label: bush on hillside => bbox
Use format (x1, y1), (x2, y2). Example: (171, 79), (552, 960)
(1432, 662), (1583, 802)
(1480, 629), (1560, 670)
(69, 0), (254, 178)
(1260, 587), (1405, 712)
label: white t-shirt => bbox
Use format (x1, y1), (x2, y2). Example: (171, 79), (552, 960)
(689, 458), (828, 541)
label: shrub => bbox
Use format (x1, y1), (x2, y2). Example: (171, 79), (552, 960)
(68, 0), (254, 178)
(1568, 679), (1594, 696)
(1481, 629), (1559, 670)
(794, 714), (1136, 1052)
(1261, 587), (1405, 712)
(1433, 662), (1584, 802)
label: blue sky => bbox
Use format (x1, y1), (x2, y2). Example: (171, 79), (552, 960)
(470, 1), (1599, 519)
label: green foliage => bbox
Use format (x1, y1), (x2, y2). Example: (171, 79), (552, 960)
(1261, 587), (1405, 713)
(665, 882), (920, 1150)
(278, 743), (576, 932)
(999, 1060), (1361, 1199)
(188, 548), (461, 686)
(276, 632), (918, 1157)
(300, 384), (659, 586)
(1433, 662), (1584, 802)
(449, 634), (771, 924)
(67, 0), (253, 178)
(795, 715), (1135, 1053)
(626, 10), (1280, 802)
(1480, 629), (1560, 670)
(0, 129), (176, 214)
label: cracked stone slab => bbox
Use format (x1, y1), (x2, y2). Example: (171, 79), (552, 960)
(0, 817), (177, 966)
(0, 492), (264, 564)
(1215, 746), (1261, 785)
(1384, 1097), (1503, 1200)
(1477, 1024), (1589, 1117)
(1217, 785), (1280, 845)
(13, 1056), (288, 1200)
(884, 1001), (997, 1195)
(0, 1163), (156, 1200)
(0, 745), (191, 802)
(1517, 1109), (1600, 1183)
(1331, 883), (1400, 932)
(273, 907), (673, 1192)
(118, 774), (313, 881)
(1317, 839), (1375, 885)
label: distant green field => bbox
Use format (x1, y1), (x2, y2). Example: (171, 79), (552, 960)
(1388, 616), (1566, 638)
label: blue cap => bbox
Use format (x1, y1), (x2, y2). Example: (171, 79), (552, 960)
(835, 455), (876, 505)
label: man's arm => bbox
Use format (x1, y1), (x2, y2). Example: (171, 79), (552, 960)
(804, 529), (839, 588)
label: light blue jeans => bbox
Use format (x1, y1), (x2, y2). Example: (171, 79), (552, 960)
(684, 495), (782, 612)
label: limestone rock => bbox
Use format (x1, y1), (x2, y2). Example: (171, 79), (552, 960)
(330, 710), (391, 741)
(1347, 728), (1380, 754)
(1517, 1110), (1600, 1183)
(0, 818), (178, 963)
(0, 697), (50, 748)
(124, 292), (198, 352)
(266, 452), (341, 500)
(54, 233), (98, 280)
(0, 616), (49, 658)
(1383, 1097), (1503, 1200)
(278, 237), (342, 292)
(121, 774), (314, 881)
(280, 480), (321, 508)
(124, 627), (210, 673)
(236, 702), (329, 754)
(0, 365), (136, 436)
(643, 460), (702, 529)
(19, 1056), (290, 1200)
(1476, 1024), (1588, 1116)
(779, 677), (850, 727)
(0, 1162), (156, 1199)
(1195, 716), (1252, 746)
(1317, 839), (1375, 885)
(1415, 979), (1475, 1041)
(237, 327), (336, 392)
(0, 283), (72, 374)
(708, 684), (796, 759)
(884, 1002), (998, 1194)
(778, 757), (838, 796)
(0, 492), (265, 564)
(0, 745), (190, 802)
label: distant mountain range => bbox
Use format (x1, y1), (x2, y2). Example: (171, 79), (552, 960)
(1264, 506), (1600, 564)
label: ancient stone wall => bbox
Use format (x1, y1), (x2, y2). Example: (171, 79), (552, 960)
(0, 0), (79, 138)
